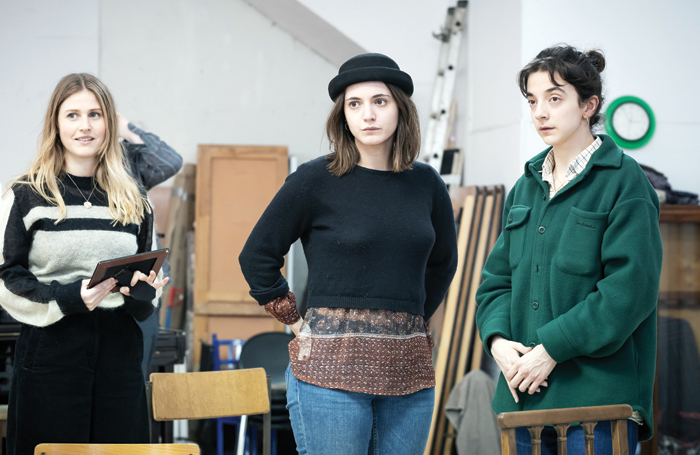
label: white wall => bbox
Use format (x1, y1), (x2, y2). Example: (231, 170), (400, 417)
(100, 0), (337, 170)
(519, 0), (700, 196)
(299, 0), (457, 154)
(0, 0), (100, 188)
(460, 0), (524, 188)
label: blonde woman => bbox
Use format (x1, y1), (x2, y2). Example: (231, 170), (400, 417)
(0, 73), (169, 454)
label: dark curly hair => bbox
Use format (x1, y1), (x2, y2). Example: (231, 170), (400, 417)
(518, 44), (606, 130)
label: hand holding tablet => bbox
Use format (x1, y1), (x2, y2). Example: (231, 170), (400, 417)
(88, 249), (170, 302)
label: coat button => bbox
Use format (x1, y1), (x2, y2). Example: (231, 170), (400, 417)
(533, 301), (539, 310)
(538, 226), (546, 234)
(530, 342), (536, 348)
(508, 216), (513, 223)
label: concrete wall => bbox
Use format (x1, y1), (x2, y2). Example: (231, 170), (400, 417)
(0, 0), (100, 189)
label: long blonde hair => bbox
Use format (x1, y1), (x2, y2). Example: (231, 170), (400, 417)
(20, 73), (150, 225)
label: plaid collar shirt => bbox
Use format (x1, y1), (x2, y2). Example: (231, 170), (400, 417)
(540, 136), (602, 199)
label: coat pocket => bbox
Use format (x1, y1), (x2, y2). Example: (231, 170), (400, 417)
(555, 207), (608, 276)
(505, 205), (531, 269)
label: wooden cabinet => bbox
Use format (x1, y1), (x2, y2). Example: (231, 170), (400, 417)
(652, 205), (700, 455)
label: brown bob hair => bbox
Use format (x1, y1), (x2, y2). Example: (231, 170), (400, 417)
(325, 83), (420, 176)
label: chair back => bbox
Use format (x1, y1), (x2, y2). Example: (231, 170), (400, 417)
(497, 404), (633, 455)
(212, 334), (245, 371)
(34, 444), (199, 454)
(238, 332), (294, 389)
(150, 368), (270, 421)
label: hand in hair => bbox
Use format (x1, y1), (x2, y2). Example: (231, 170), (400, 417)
(118, 270), (169, 297)
(81, 277), (119, 311)
(117, 113), (144, 144)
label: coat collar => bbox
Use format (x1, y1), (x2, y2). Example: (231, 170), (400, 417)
(524, 134), (623, 179)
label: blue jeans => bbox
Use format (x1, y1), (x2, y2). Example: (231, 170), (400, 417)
(285, 364), (435, 455)
(515, 420), (639, 455)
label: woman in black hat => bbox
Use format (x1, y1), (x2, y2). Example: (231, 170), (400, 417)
(239, 53), (458, 454)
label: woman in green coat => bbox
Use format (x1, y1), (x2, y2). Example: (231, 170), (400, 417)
(476, 44), (662, 454)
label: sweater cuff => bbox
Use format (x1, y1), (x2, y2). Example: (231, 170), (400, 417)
(264, 292), (301, 325)
(54, 280), (91, 316)
(479, 315), (512, 358)
(122, 296), (156, 322)
(537, 319), (578, 363)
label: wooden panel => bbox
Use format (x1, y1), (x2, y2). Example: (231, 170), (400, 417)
(150, 369), (270, 421)
(147, 186), (172, 243)
(496, 404), (632, 428)
(426, 187), (480, 455)
(658, 222), (700, 293)
(34, 444), (200, 455)
(192, 145), (288, 368)
(194, 145), (288, 311)
(659, 204), (700, 223)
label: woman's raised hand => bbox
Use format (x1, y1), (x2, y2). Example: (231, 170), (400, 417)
(119, 270), (169, 297)
(81, 278), (118, 311)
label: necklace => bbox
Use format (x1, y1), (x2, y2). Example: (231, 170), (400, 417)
(66, 174), (97, 208)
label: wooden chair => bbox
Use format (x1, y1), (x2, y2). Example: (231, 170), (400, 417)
(151, 368), (272, 455)
(34, 368), (271, 455)
(497, 404), (633, 455)
(35, 444), (199, 454)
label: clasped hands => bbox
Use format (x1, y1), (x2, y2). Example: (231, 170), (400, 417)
(80, 270), (169, 311)
(490, 335), (556, 403)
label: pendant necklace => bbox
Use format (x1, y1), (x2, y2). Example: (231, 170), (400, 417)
(66, 174), (97, 208)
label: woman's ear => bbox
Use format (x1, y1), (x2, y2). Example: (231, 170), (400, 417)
(583, 95), (599, 120)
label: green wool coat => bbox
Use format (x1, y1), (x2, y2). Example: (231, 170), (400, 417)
(476, 135), (663, 441)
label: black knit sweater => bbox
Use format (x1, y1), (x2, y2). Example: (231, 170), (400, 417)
(239, 157), (458, 319)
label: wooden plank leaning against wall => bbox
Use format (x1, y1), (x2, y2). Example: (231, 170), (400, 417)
(193, 145), (289, 367)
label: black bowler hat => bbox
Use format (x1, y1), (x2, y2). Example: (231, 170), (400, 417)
(328, 53), (414, 101)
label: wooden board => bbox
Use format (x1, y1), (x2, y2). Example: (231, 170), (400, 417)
(436, 187), (492, 455)
(160, 164), (196, 329)
(150, 368), (270, 421)
(470, 185), (504, 371)
(427, 185), (506, 455)
(426, 187), (476, 453)
(195, 145), (288, 309)
(426, 186), (483, 455)
(192, 146), (288, 367)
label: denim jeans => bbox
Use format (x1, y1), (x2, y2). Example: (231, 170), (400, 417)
(285, 364), (435, 455)
(515, 420), (639, 455)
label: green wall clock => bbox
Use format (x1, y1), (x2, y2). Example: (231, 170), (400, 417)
(605, 96), (655, 149)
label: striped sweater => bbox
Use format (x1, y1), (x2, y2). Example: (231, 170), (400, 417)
(0, 174), (158, 327)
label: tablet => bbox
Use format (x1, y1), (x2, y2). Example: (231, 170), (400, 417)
(87, 248), (170, 290)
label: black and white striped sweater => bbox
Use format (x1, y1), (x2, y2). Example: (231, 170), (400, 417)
(0, 174), (158, 327)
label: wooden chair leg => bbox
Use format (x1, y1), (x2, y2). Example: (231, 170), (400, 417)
(529, 426), (545, 455)
(582, 422), (597, 455)
(611, 420), (629, 455)
(555, 423), (570, 455)
(501, 428), (517, 455)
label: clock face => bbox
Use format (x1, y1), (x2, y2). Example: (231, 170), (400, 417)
(611, 102), (650, 142)
(605, 96), (655, 149)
